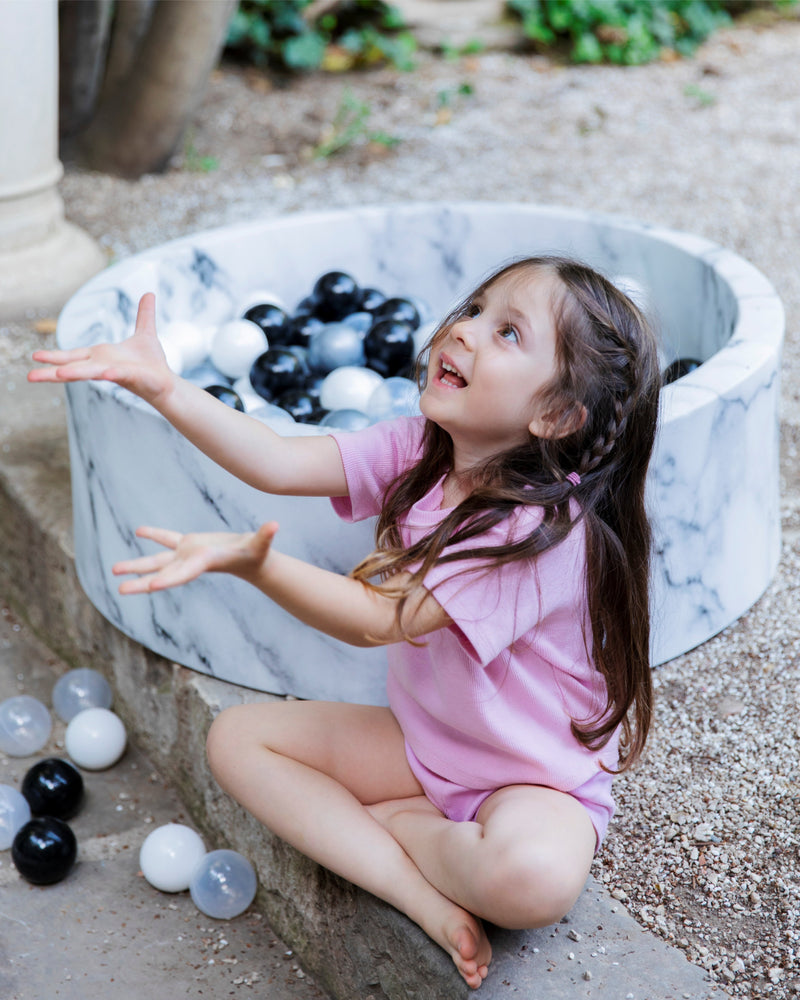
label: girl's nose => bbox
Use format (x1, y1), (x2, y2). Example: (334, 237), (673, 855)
(453, 316), (477, 349)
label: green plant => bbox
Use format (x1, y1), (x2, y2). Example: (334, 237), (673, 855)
(225, 0), (417, 73)
(505, 0), (740, 65)
(684, 81), (717, 106)
(312, 88), (401, 158)
(183, 130), (219, 173)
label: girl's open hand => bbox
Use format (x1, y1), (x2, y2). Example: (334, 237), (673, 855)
(28, 293), (175, 407)
(112, 522), (279, 595)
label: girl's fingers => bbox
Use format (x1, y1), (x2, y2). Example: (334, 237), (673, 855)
(31, 347), (92, 365)
(112, 550), (174, 576)
(135, 293), (157, 337)
(135, 525), (183, 549)
(118, 553), (210, 595)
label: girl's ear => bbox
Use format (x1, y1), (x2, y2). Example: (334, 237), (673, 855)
(529, 400), (588, 440)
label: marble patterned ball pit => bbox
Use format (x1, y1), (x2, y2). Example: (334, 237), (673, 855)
(56, 202), (784, 702)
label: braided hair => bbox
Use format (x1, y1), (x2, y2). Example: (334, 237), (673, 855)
(351, 256), (662, 771)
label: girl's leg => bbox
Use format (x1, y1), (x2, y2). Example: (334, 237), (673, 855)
(368, 784), (596, 929)
(205, 701), (492, 989)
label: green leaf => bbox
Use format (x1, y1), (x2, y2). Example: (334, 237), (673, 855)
(282, 31), (327, 70)
(573, 30), (604, 62)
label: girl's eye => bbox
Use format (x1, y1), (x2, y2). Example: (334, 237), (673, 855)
(465, 302), (481, 318)
(499, 325), (519, 343)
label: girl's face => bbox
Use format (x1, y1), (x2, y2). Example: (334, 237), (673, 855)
(421, 268), (562, 466)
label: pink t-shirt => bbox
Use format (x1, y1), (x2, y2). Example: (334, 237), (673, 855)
(331, 416), (620, 799)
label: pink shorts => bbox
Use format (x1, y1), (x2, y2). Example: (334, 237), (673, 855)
(405, 741), (614, 852)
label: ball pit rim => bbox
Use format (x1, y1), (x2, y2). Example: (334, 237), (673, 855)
(56, 200), (785, 429)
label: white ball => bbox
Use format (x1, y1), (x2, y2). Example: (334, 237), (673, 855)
(65, 707), (127, 770)
(160, 339), (185, 374)
(139, 823), (207, 892)
(160, 320), (212, 371)
(319, 366), (384, 413)
(210, 320), (268, 379)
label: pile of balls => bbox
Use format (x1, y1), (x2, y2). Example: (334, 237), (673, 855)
(0, 669), (257, 919)
(161, 270), (435, 429)
(0, 668), (123, 884)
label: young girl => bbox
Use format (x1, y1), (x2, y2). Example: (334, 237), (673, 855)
(30, 255), (661, 990)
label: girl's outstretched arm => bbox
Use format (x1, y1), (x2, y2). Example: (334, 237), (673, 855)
(114, 523), (452, 647)
(29, 294), (348, 498)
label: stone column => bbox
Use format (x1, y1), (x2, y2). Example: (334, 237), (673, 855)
(0, 0), (105, 320)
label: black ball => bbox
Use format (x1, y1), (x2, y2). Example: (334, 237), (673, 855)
(662, 358), (702, 385)
(21, 758), (84, 820)
(12, 816), (78, 885)
(243, 304), (291, 345)
(276, 388), (327, 424)
(311, 271), (360, 322)
(204, 384), (245, 411)
(287, 313), (324, 350)
(372, 297), (420, 330)
(249, 349), (307, 402)
(358, 287), (387, 313)
(364, 319), (416, 378)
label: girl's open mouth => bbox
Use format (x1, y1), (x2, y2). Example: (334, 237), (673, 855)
(437, 358), (467, 389)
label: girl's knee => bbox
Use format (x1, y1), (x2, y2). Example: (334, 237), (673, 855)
(206, 704), (251, 781)
(486, 842), (589, 929)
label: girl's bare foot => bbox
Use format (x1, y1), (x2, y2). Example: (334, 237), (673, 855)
(367, 799), (492, 988)
(437, 907), (492, 989)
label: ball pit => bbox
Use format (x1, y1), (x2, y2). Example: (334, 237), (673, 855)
(56, 202), (784, 699)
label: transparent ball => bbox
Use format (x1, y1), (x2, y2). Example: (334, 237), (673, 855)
(190, 849), (257, 920)
(0, 696), (52, 757)
(249, 403), (297, 426)
(0, 784), (31, 850)
(308, 323), (366, 374)
(65, 707), (127, 770)
(340, 311), (373, 334)
(140, 823), (207, 893)
(366, 377), (421, 422)
(319, 366), (384, 413)
(318, 409), (371, 431)
(52, 668), (113, 723)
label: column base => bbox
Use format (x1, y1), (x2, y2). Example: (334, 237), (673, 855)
(0, 219), (106, 321)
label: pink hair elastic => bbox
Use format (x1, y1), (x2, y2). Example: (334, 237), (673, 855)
(567, 471), (581, 486)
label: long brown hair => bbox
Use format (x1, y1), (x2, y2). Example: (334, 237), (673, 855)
(352, 256), (661, 772)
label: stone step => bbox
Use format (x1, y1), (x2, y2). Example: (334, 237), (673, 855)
(0, 361), (721, 999)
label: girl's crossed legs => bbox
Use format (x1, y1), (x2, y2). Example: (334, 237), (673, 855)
(205, 700), (595, 990)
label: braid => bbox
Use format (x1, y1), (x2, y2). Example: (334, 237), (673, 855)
(579, 395), (633, 478)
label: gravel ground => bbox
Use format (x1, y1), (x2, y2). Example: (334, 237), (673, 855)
(35, 7), (800, 998)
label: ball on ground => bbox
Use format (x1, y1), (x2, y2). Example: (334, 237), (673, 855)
(52, 668), (113, 723)
(65, 707), (126, 770)
(21, 758), (84, 820)
(190, 849), (257, 919)
(0, 696), (52, 757)
(12, 816), (77, 885)
(140, 823), (207, 893)
(0, 784), (31, 850)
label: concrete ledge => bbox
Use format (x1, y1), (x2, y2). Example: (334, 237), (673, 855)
(0, 371), (722, 999)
